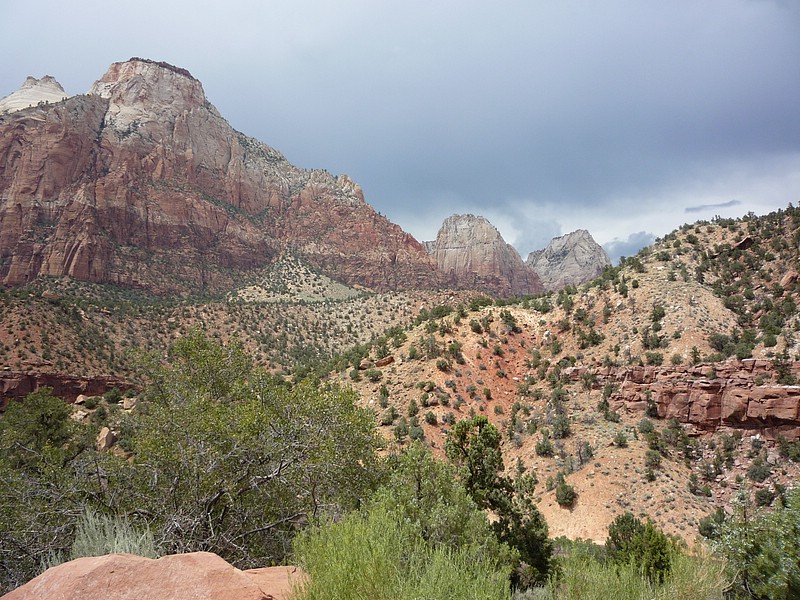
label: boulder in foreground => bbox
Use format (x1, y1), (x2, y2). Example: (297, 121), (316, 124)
(3, 552), (299, 600)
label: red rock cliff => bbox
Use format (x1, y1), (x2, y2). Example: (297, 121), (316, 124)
(567, 359), (800, 440)
(0, 58), (439, 293)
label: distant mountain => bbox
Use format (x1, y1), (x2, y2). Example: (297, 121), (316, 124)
(0, 58), (438, 293)
(426, 214), (543, 297)
(0, 75), (68, 113)
(526, 229), (612, 291)
(424, 216), (610, 295)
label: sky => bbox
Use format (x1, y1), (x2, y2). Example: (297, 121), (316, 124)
(2, 1), (799, 263)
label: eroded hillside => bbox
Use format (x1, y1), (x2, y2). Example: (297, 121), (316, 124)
(337, 207), (800, 544)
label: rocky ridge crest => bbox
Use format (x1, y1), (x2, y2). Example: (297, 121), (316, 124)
(425, 216), (611, 296)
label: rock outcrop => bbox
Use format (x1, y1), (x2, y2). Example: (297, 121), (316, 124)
(3, 552), (300, 600)
(0, 76), (68, 114)
(566, 360), (800, 440)
(426, 214), (543, 297)
(526, 229), (611, 291)
(0, 371), (129, 411)
(0, 58), (438, 293)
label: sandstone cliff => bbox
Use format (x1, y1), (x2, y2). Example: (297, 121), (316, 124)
(0, 371), (129, 411)
(427, 214), (543, 297)
(0, 59), (438, 293)
(565, 360), (800, 440)
(526, 229), (611, 291)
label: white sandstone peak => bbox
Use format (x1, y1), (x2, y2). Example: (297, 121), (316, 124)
(0, 75), (69, 114)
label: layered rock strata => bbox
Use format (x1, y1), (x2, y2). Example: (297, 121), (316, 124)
(566, 359), (800, 440)
(0, 371), (129, 410)
(0, 75), (68, 114)
(0, 59), (438, 293)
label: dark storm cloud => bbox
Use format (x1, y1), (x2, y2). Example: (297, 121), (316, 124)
(1, 1), (798, 253)
(685, 200), (742, 214)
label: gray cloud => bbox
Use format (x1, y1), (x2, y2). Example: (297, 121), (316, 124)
(685, 200), (742, 213)
(603, 232), (657, 265)
(1, 1), (798, 252)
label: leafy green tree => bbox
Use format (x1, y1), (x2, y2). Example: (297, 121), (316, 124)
(445, 416), (508, 510)
(445, 416), (553, 586)
(374, 443), (513, 562)
(714, 488), (800, 599)
(0, 389), (97, 591)
(0, 388), (74, 466)
(113, 331), (381, 568)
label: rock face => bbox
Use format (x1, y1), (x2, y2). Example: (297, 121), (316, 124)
(526, 229), (611, 291)
(0, 371), (128, 411)
(566, 360), (800, 440)
(3, 552), (299, 600)
(0, 76), (68, 114)
(0, 58), (438, 293)
(427, 214), (543, 297)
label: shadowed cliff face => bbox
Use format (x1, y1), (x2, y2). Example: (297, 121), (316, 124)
(526, 229), (612, 291)
(428, 214), (544, 297)
(0, 58), (439, 293)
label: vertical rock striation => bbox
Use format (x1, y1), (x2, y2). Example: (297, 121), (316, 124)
(427, 214), (543, 297)
(0, 58), (438, 293)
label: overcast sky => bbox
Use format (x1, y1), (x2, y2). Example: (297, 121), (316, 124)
(2, 1), (798, 262)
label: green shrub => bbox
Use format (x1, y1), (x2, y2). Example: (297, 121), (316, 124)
(606, 512), (674, 583)
(293, 444), (514, 600)
(104, 388), (123, 404)
(645, 352), (663, 366)
(747, 457), (771, 482)
(754, 488), (775, 507)
(70, 508), (157, 560)
(555, 473), (576, 508)
(645, 450), (662, 469)
(551, 414), (571, 439)
(638, 418), (655, 434)
(407, 398), (419, 417)
(540, 550), (724, 599)
(536, 431), (554, 457)
(380, 406), (398, 426)
(698, 508), (725, 540)
(365, 368), (383, 382)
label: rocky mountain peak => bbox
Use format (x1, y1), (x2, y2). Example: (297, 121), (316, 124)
(88, 58), (209, 133)
(428, 214), (542, 296)
(526, 228), (611, 290)
(0, 58), (439, 293)
(0, 75), (68, 114)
